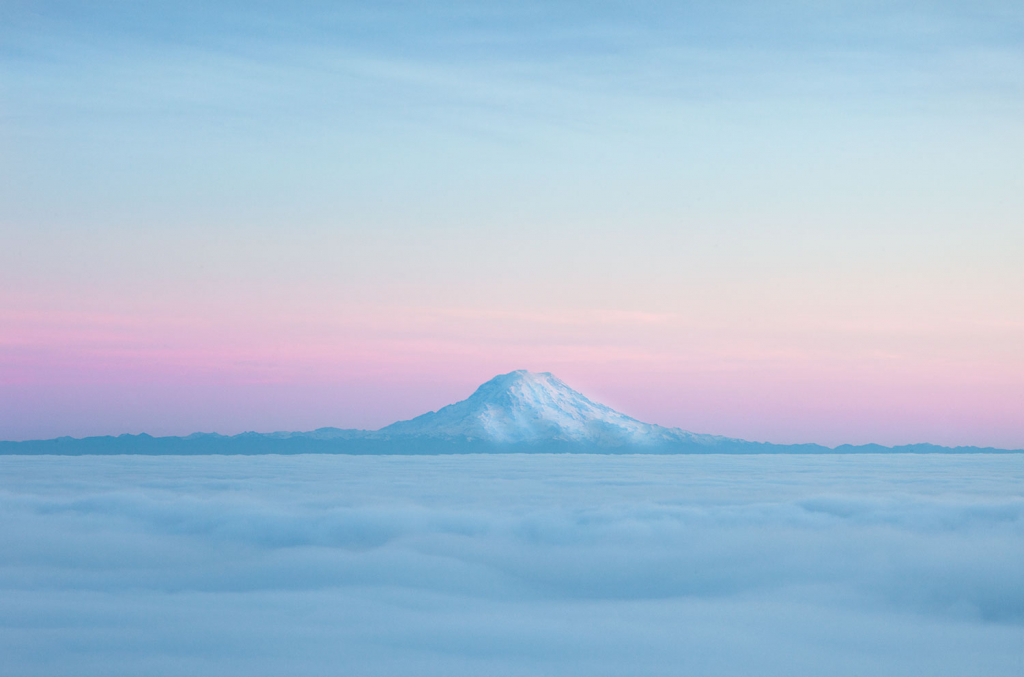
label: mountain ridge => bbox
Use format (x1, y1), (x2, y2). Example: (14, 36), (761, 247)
(2, 370), (1020, 454)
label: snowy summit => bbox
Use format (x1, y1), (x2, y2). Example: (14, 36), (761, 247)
(381, 370), (714, 447)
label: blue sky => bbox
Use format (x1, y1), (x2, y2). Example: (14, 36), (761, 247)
(6, 0), (1020, 222)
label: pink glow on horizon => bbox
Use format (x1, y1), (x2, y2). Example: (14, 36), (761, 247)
(3, 303), (1022, 448)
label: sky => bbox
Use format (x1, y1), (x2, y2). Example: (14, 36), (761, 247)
(2, 454), (1023, 676)
(2, 1), (1023, 446)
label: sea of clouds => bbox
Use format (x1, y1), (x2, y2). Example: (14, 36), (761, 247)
(1, 454), (1022, 676)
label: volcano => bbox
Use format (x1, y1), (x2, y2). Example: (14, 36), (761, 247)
(380, 370), (722, 448)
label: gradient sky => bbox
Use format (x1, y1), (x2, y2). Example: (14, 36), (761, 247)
(2, 1), (1023, 446)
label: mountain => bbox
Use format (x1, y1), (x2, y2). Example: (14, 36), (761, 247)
(2, 370), (1020, 454)
(379, 370), (723, 448)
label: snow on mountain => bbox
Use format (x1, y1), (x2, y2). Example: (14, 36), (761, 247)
(380, 370), (721, 447)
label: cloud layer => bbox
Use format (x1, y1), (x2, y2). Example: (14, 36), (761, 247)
(1, 454), (1023, 676)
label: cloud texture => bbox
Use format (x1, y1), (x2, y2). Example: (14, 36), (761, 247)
(1, 454), (1023, 676)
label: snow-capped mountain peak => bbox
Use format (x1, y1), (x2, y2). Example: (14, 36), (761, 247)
(380, 370), (710, 446)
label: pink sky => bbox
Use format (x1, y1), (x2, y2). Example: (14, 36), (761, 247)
(3, 296), (1022, 447)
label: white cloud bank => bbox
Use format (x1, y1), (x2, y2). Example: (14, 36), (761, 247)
(1, 454), (1023, 676)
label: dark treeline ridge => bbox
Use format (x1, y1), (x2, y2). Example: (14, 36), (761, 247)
(1, 433), (1019, 455)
